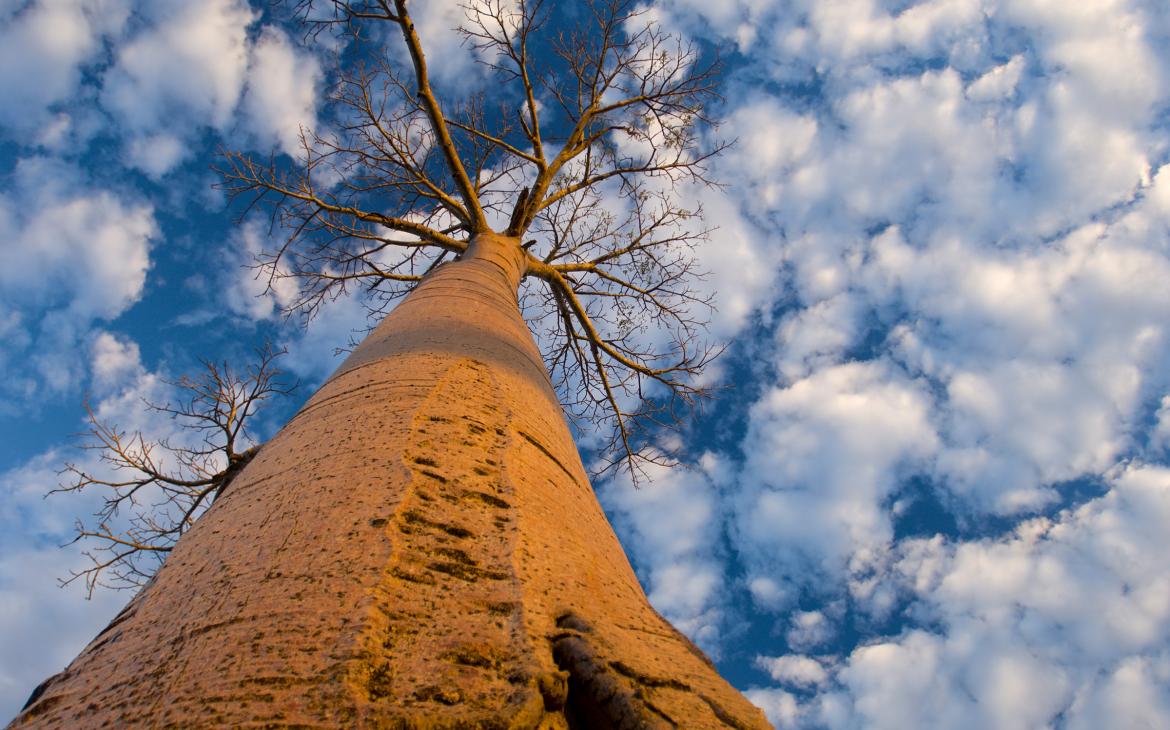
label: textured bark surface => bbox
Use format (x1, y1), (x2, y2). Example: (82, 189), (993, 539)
(11, 234), (769, 729)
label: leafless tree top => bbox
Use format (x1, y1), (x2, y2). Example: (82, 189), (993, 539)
(221, 0), (728, 476)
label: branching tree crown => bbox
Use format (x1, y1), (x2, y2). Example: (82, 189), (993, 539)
(222, 0), (728, 475)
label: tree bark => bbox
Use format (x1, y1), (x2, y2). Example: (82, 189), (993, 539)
(11, 233), (769, 729)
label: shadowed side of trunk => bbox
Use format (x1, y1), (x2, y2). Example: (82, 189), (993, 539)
(10, 234), (769, 729)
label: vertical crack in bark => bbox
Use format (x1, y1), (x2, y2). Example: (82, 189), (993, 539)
(358, 358), (546, 725)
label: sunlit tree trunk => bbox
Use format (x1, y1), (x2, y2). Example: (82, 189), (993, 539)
(12, 234), (767, 728)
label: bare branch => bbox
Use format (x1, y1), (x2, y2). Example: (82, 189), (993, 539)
(55, 346), (294, 596)
(228, 0), (729, 478)
(392, 0), (488, 229)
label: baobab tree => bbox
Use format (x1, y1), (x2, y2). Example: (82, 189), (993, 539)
(13, 1), (769, 727)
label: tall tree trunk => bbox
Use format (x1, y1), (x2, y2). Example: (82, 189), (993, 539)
(12, 234), (768, 729)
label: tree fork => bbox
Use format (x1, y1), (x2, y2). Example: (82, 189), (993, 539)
(12, 234), (767, 728)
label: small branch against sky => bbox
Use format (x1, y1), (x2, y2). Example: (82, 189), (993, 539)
(54, 345), (294, 597)
(219, 0), (729, 477)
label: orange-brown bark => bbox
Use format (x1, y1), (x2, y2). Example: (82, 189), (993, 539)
(11, 234), (768, 729)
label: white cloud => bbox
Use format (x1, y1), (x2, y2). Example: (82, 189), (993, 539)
(408, 0), (492, 86)
(600, 456), (728, 650)
(96, 1), (322, 175)
(101, 0), (255, 136)
(805, 464), (1170, 729)
(0, 0), (131, 132)
(816, 629), (1079, 730)
(733, 361), (937, 598)
(796, 0), (984, 64)
(1154, 396), (1170, 454)
(743, 686), (801, 729)
(90, 331), (142, 395)
(825, 630), (973, 730)
(0, 450), (78, 543)
(966, 55), (1025, 102)
(0, 159), (153, 318)
(608, 6), (1170, 728)
(774, 295), (862, 381)
(747, 575), (790, 611)
(241, 26), (321, 156)
(1064, 654), (1170, 730)
(864, 213), (1170, 512)
(2, 0), (326, 173)
(222, 221), (300, 321)
(786, 609), (837, 652)
(1000, 0), (1166, 121)
(681, 0), (1170, 562)
(690, 185), (785, 338)
(757, 653), (831, 688)
(126, 133), (187, 181)
(0, 157), (155, 403)
(717, 100), (819, 213)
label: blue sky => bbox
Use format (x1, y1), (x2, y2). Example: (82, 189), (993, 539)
(3, 0), (1170, 727)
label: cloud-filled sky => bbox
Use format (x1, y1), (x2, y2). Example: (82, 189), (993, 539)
(2, 0), (1170, 726)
